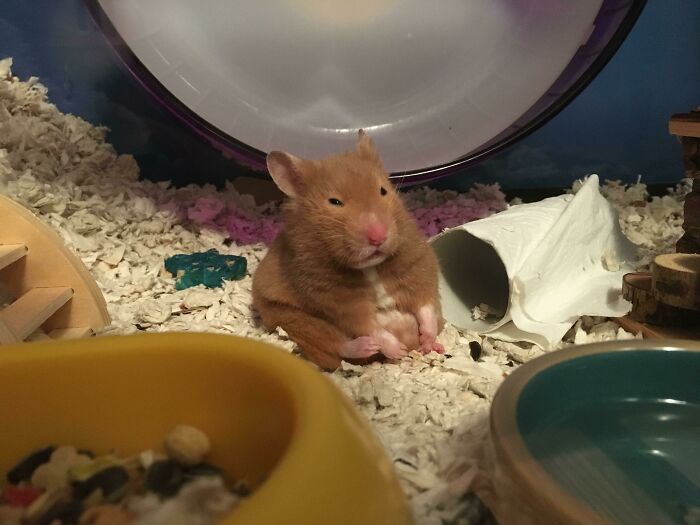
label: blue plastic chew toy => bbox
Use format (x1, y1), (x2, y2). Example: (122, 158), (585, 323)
(164, 249), (247, 290)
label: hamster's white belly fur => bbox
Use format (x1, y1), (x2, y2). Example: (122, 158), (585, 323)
(363, 268), (419, 349)
(363, 267), (396, 310)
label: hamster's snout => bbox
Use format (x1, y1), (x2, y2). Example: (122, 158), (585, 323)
(366, 222), (388, 246)
(358, 213), (390, 248)
(351, 212), (395, 268)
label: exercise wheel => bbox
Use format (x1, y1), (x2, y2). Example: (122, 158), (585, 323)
(84, 0), (645, 184)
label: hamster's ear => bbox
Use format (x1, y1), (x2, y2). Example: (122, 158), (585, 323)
(356, 129), (380, 163)
(266, 151), (307, 198)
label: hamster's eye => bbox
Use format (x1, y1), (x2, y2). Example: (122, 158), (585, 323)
(328, 198), (344, 206)
(380, 186), (387, 196)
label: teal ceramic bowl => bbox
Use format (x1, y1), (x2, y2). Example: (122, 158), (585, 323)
(490, 339), (700, 525)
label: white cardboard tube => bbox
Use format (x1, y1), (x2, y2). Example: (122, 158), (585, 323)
(429, 175), (638, 347)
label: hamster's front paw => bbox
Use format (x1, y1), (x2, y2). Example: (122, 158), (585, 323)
(415, 304), (445, 355)
(372, 329), (408, 360)
(340, 336), (382, 359)
(419, 339), (445, 355)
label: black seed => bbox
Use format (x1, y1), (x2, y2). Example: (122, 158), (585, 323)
(144, 459), (186, 498)
(469, 341), (482, 361)
(72, 466), (129, 500)
(7, 446), (55, 484)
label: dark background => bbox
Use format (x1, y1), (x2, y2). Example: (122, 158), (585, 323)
(1, 0), (699, 191)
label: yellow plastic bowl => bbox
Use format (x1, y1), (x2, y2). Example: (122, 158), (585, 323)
(0, 332), (414, 525)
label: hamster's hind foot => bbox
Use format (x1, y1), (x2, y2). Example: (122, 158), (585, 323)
(340, 336), (382, 359)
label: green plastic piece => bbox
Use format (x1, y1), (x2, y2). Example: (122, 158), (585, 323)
(68, 456), (121, 482)
(164, 249), (247, 290)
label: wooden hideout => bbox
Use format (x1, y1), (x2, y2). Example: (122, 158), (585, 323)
(0, 194), (110, 344)
(618, 109), (700, 339)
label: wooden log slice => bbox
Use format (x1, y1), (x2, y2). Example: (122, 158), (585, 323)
(622, 272), (700, 326)
(669, 112), (700, 138)
(651, 253), (700, 310)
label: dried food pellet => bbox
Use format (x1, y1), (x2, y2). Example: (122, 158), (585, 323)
(144, 460), (185, 498)
(32, 448), (92, 491)
(469, 341), (482, 361)
(2, 426), (246, 523)
(137, 450), (162, 470)
(2, 485), (43, 507)
(164, 425), (211, 467)
(7, 447), (55, 485)
(50, 447), (82, 464)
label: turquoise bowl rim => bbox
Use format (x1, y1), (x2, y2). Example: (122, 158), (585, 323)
(489, 338), (700, 525)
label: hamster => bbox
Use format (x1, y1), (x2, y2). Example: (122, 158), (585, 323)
(252, 130), (444, 371)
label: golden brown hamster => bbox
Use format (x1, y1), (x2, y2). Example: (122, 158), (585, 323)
(252, 130), (444, 370)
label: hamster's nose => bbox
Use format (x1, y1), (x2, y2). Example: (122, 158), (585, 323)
(366, 223), (388, 246)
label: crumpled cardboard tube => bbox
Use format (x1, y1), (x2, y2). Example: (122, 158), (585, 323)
(429, 175), (639, 348)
